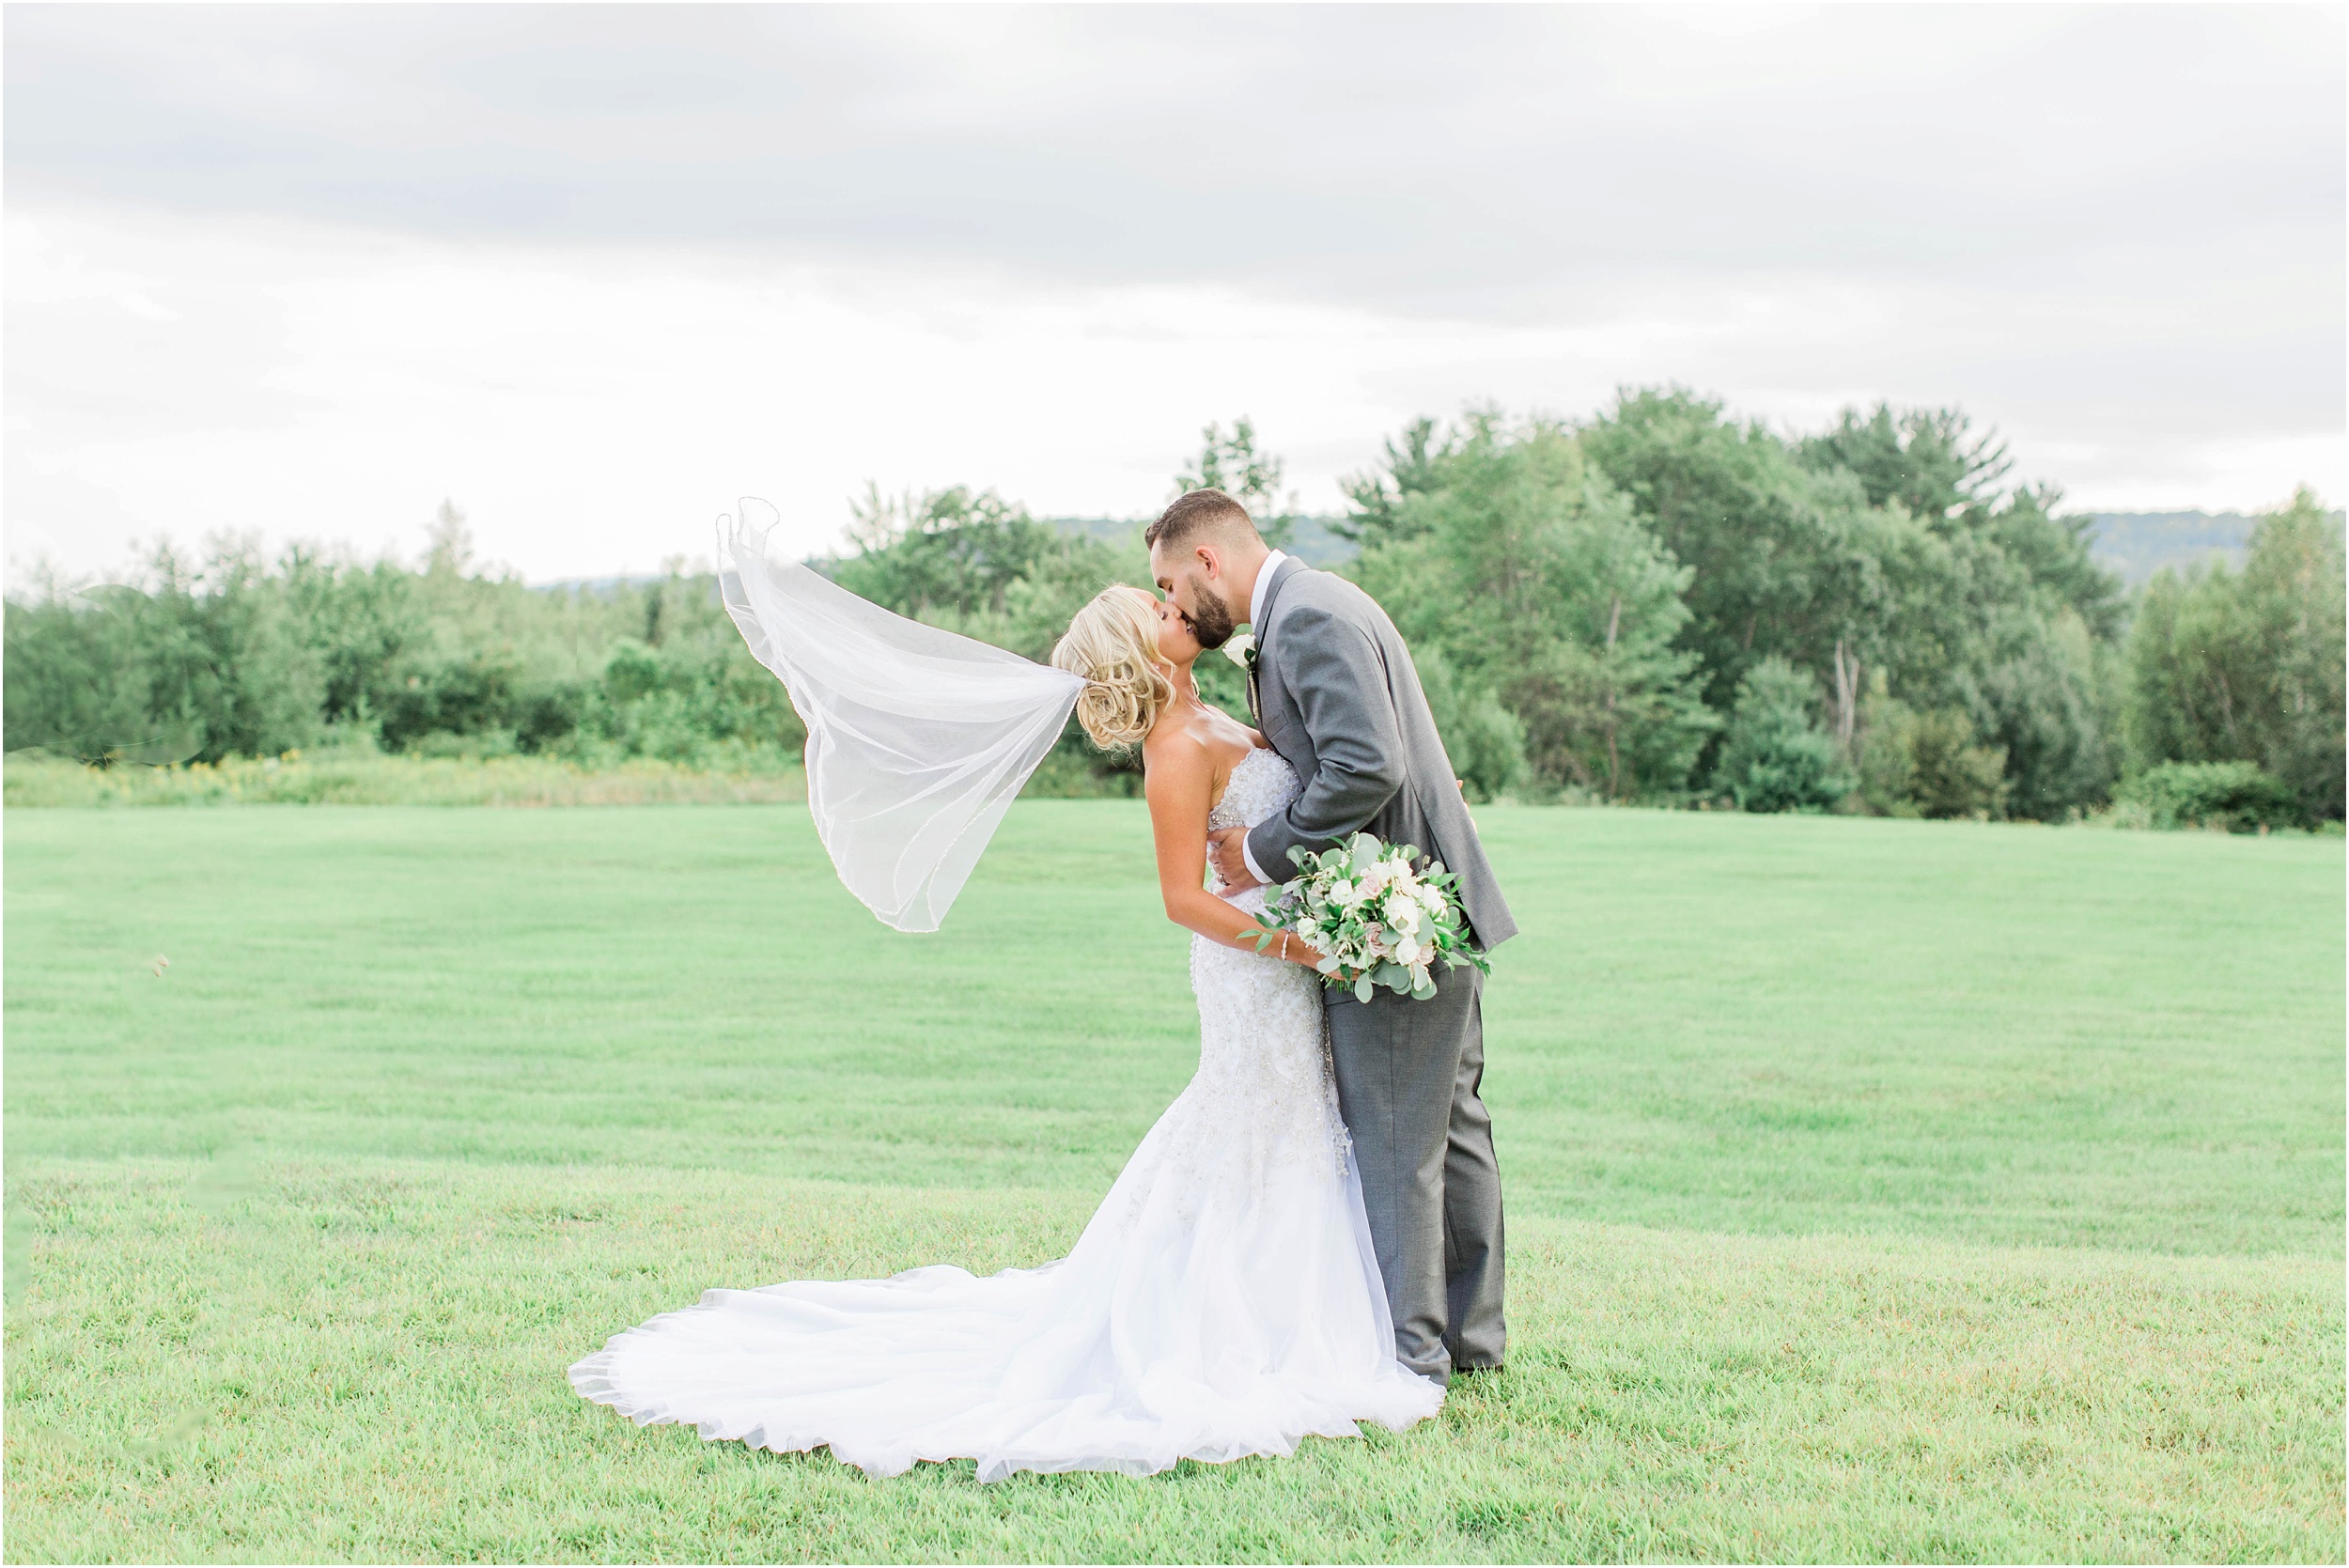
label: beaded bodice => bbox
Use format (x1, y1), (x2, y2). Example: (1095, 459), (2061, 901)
(1146, 745), (1351, 1188)
(1207, 746), (1299, 837)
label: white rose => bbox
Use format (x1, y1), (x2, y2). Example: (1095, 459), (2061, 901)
(1382, 893), (1422, 933)
(1393, 935), (1423, 964)
(1327, 878), (1357, 906)
(1418, 884), (1447, 913)
(1221, 632), (1255, 667)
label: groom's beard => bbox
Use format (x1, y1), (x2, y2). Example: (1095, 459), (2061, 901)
(1185, 582), (1237, 649)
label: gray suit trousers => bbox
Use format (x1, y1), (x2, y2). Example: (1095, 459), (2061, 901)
(1324, 962), (1505, 1384)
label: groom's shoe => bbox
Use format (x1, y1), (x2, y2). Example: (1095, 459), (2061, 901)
(1451, 1362), (1504, 1377)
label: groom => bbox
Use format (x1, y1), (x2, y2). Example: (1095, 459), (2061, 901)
(1147, 488), (1517, 1386)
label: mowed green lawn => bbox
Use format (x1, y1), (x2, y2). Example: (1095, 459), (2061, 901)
(5, 803), (2341, 1562)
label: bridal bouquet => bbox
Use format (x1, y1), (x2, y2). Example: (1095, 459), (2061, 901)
(1251, 832), (1490, 1002)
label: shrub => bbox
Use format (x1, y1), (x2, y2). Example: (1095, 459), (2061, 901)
(3, 749), (802, 808)
(1909, 708), (2011, 820)
(1856, 692), (1923, 817)
(1858, 689), (2008, 820)
(2125, 489), (2345, 824)
(2120, 760), (2300, 831)
(1711, 658), (1853, 813)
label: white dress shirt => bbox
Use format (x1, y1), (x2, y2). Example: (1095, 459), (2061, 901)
(1237, 550), (1288, 885)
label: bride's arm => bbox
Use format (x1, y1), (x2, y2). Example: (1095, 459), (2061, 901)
(1142, 736), (1320, 966)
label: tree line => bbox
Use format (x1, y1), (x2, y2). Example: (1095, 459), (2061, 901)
(7, 391), (2341, 828)
(4, 505), (805, 777)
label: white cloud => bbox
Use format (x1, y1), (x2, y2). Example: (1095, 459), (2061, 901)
(0, 203), (1458, 582)
(3, 7), (2341, 583)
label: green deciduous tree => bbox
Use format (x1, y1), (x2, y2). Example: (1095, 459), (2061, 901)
(1414, 645), (1528, 802)
(4, 578), (174, 764)
(1583, 390), (2122, 819)
(1348, 411), (1713, 800)
(1797, 417), (2118, 820)
(1579, 387), (1887, 724)
(834, 485), (1070, 623)
(2125, 488), (2345, 823)
(1175, 417), (1298, 549)
(3, 539), (326, 765)
(8, 410), (2331, 824)
(4, 517), (813, 771)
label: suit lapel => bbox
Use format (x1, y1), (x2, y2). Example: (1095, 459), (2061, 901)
(1248, 556), (1305, 734)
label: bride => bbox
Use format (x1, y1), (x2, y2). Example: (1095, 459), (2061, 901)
(568, 507), (1443, 1481)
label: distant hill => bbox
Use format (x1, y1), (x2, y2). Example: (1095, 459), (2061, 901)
(535, 572), (668, 594)
(2081, 512), (2261, 586)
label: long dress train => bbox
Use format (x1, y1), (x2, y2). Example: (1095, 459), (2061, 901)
(568, 748), (1443, 1481)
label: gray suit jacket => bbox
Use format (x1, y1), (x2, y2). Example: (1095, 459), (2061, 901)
(1243, 558), (1517, 950)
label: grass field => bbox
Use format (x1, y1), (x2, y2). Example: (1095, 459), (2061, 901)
(5, 802), (2342, 1561)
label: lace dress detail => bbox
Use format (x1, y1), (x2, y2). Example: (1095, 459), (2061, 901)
(1188, 749), (1351, 1176)
(570, 747), (1441, 1482)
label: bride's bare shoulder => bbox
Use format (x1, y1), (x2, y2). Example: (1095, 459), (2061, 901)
(1141, 719), (1214, 775)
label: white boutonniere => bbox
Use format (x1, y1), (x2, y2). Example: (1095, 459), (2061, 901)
(1222, 631), (1257, 671)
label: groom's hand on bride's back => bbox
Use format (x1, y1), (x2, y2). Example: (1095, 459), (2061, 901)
(1206, 784), (1460, 892)
(1206, 828), (1263, 893)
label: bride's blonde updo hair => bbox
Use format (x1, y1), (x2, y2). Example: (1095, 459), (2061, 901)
(1051, 587), (1175, 750)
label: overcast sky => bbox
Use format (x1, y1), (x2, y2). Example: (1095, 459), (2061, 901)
(6, 4), (2342, 584)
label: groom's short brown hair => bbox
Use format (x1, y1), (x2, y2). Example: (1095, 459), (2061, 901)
(1145, 489), (1258, 554)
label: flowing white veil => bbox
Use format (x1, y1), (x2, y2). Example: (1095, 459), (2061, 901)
(716, 500), (1084, 933)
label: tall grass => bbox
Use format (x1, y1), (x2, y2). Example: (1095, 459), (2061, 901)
(0, 744), (1152, 808)
(3, 751), (803, 808)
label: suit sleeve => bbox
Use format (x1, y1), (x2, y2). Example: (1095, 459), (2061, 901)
(1245, 603), (1406, 880)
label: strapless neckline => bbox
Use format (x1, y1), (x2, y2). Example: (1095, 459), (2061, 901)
(1208, 748), (1296, 832)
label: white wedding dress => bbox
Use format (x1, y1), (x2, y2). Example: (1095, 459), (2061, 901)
(569, 747), (1444, 1480)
